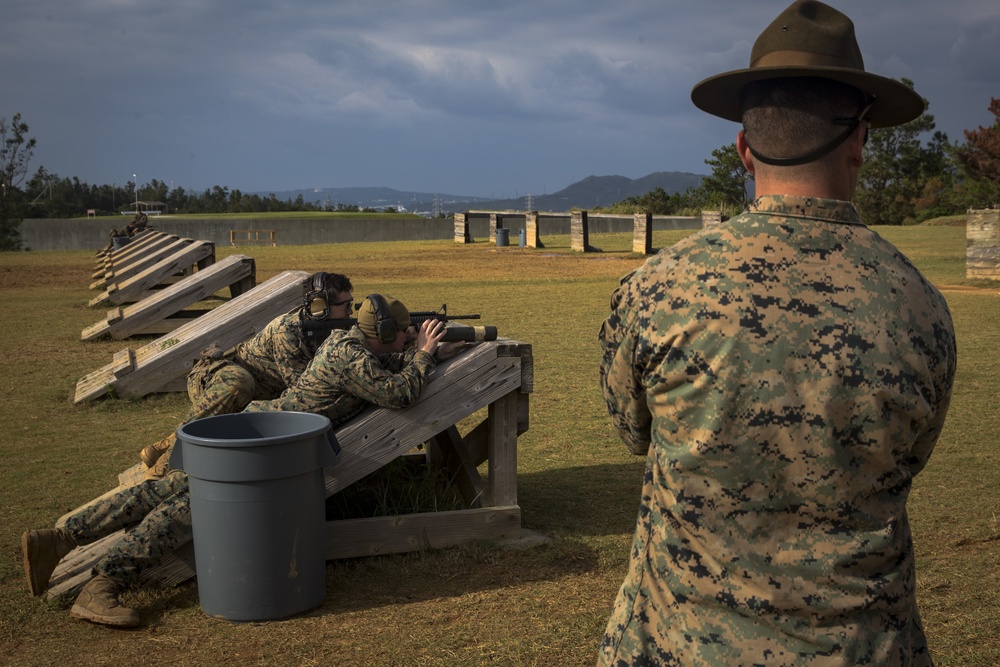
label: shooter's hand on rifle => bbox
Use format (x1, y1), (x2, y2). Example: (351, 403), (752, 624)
(416, 318), (447, 357)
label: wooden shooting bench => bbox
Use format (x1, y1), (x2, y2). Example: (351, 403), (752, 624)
(89, 240), (217, 308)
(91, 231), (179, 288)
(93, 228), (159, 264)
(81, 255), (257, 341)
(74, 270), (311, 404)
(48, 339), (533, 600)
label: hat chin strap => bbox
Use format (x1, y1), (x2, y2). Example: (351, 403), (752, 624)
(745, 96), (874, 167)
(745, 122), (860, 167)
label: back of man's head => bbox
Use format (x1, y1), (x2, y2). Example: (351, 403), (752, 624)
(741, 77), (867, 170)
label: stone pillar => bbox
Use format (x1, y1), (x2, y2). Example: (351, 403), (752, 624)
(702, 211), (723, 228)
(525, 211), (544, 248)
(571, 210), (590, 252)
(967, 208), (1000, 280)
(453, 212), (472, 244)
(490, 213), (503, 244)
(633, 212), (653, 254)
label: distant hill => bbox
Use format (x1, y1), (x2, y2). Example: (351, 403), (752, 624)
(255, 171), (705, 215)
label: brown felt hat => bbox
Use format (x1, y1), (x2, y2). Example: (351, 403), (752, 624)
(690, 0), (925, 128)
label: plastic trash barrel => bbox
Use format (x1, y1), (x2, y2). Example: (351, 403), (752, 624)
(170, 411), (340, 622)
(518, 228), (527, 247)
(495, 227), (509, 246)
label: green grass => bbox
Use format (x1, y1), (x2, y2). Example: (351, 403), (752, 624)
(0, 226), (997, 665)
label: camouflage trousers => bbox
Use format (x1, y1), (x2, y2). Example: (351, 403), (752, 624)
(62, 471), (191, 587)
(185, 356), (257, 423)
(142, 357), (257, 477)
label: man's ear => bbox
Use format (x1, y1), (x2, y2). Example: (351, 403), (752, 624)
(736, 130), (756, 174)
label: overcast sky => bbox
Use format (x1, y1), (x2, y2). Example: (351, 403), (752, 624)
(3, 0), (997, 198)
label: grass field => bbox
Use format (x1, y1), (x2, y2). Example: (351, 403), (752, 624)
(0, 225), (997, 666)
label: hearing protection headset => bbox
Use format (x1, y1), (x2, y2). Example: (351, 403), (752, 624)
(305, 272), (331, 320)
(367, 293), (398, 344)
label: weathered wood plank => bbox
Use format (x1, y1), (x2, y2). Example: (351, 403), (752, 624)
(81, 255), (256, 341)
(89, 240), (216, 307)
(90, 233), (180, 288)
(323, 344), (523, 496)
(487, 391), (519, 507)
(431, 426), (487, 508)
(325, 506), (521, 559)
(74, 270), (310, 404)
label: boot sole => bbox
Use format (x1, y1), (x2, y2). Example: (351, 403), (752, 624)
(70, 603), (140, 628)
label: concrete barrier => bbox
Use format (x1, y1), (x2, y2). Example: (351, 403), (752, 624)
(20, 213), (702, 252)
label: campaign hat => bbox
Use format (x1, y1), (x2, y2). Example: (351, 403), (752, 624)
(690, 0), (925, 127)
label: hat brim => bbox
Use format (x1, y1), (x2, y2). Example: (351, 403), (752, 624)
(691, 66), (926, 128)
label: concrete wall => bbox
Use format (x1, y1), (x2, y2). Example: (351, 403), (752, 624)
(461, 212), (701, 241)
(20, 212), (703, 251)
(19, 216), (455, 251)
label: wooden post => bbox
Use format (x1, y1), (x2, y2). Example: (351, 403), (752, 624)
(453, 212), (472, 244)
(487, 391), (519, 506)
(633, 212), (653, 254)
(571, 210), (590, 252)
(967, 208), (1000, 280)
(702, 210), (723, 228)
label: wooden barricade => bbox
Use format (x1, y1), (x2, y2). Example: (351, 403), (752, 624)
(91, 231), (177, 286)
(74, 270), (310, 404)
(48, 339), (532, 600)
(91, 235), (195, 290)
(88, 240), (216, 308)
(230, 229), (276, 246)
(94, 228), (158, 263)
(81, 255), (257, 341)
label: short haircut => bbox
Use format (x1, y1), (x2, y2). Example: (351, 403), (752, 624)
(322, 272), (353, 295)
(741, 77), (866, 163)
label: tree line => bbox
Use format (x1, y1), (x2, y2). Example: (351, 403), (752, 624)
(2, 84), (999, 250)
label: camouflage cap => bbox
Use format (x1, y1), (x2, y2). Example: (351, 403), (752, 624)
(356, 295), (411, 341)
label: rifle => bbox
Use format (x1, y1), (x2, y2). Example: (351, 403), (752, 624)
(302, 304), (497, 344)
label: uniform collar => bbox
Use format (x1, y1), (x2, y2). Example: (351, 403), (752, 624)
(746, 194), (864, 226)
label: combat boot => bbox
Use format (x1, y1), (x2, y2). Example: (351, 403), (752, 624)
(70, 575), (140, 628)
(22, 528), (77, 596)
(140, 435), (174, 468)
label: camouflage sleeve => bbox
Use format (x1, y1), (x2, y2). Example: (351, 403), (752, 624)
(339, 346), (436, 409)
(599, 273), (652, 455)
(906, 301), (958, 476)
(245, 333), (437, 419)
(272, 314), (313, 387)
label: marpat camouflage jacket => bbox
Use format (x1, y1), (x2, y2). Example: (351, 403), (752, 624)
(597, 195), (956, 666)
(244, 326), (436, 427)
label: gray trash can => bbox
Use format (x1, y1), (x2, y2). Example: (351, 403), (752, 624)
(495, 228), (509, 246)
(518, 228), (527, 247)
(111, 236), (130, 250)
(170, 411), (340, 622)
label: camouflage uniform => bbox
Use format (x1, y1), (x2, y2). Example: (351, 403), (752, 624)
(62, 471), (190, 586)
(597, 196), (956, 666)
(185, 305), (322, 420)
(244, 326), (436, 427)
(144, 306), (325, 476)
